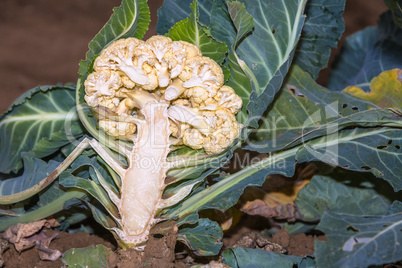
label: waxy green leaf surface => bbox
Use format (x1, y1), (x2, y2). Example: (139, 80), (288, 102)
(315, 211), (402, 268)
(0, 85), (83, 174)
(296, 169), (397, 221)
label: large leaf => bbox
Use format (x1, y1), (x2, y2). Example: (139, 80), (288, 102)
(156, 0), (213, 35)
(0, 85), (83, 174)
(222, 247), (309, 268)
(244, 66), (391, 153)
(0, 179), (86, 232)
(315, 211), (402, 268)
(296, 168), (397, 221)
(167, 146), (298, 219)
(210, 0), (307, 128)
(76, 0), (150, 152)
(297, 127), (402, 190)
(167, 124), (401, 219)
(161, 144), (237, 216)
(293, 0), (346, 79)
(166, 1), (228, 64)
(0, 153), (59, 201)
(209, 0), (254, 124)
(328, 11), (402, 91)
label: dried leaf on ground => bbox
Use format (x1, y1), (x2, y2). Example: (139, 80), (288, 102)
(239, 164), (316, 221)
(2, 219), (61, 261)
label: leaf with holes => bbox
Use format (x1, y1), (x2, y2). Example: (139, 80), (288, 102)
(244, 66), (399, 153)
(297, 127), (402, 190)
(0, 85), (84, 174)
(343, 68), (402, 110)
(167, 123), (401, 220)
(315, 211), (402, 268)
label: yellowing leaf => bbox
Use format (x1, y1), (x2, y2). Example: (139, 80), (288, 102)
(343, 69), (402, 110)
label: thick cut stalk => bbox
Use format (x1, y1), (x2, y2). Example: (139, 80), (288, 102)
(118, 100), (171, 245)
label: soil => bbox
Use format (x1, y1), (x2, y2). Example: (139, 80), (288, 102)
(1, 217), (322, 267)
(0, 0), (390, 267)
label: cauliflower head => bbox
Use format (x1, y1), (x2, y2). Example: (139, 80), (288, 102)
(84, 36), (243, 155)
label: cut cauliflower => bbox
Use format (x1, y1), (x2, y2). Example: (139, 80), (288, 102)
(83, 35), (244, 248)
(85, 36), (242, 155)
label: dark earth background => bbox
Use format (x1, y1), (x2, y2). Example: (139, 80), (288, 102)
(0, 0), (391, 267)
(0, 0), (388, 113)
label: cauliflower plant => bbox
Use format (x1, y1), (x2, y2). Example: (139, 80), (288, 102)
(83, 36), (242, 247)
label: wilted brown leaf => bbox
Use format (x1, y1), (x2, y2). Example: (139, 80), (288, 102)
(239, 164), (317, 221)
(2, 219), (62, 261)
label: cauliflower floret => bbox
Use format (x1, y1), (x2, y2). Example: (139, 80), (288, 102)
(185, 86), (216, 108)
(84, 70), (122, 107)
(99, 119), (137, 137)
(166, 41), (201, 79)
(146, 36), (172, 62)
(172, 98), (191, 106)
(98, 97), (120, 111)
(141, 63), (159, 90)
(202, 109), (240, 155)
(214, 86), (243, 114)
(182, 128), (205, 150)
(164, 78), (185, 101)
(179, 56), (224, 96)
(94, 38), (155, 87)
(120, 74), (136, 89)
